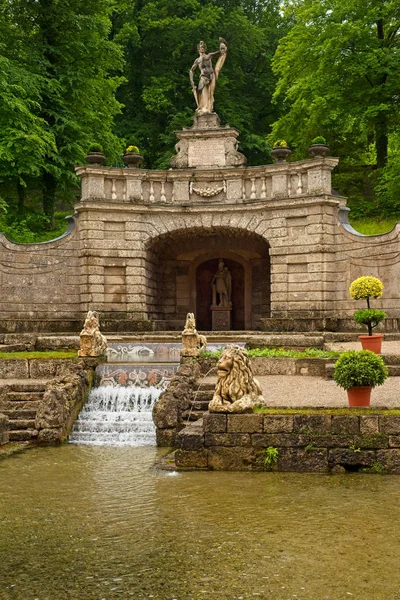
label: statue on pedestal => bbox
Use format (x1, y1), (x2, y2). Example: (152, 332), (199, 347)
(211, 259), (232, 307)
(181, 313), (207, 358)
(78, 310), (108, 357)
(189, 38), (227, 116)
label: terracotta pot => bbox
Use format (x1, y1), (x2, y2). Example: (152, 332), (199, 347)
(347, 386), (372, 407)
(123, 153), (143, 168)
(85, 152), (106, 166)
(358, 334), (384, 354)
(307, 143), (330, 158)
(271, 147), (292, 163)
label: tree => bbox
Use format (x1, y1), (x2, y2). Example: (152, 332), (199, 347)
(112, 0), (285, 168)
(0, 0), (124, 226)
(270, 0), (400, 169)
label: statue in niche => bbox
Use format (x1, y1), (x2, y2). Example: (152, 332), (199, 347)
(211, 259), (232, 307)
(189, 38), (227, 116)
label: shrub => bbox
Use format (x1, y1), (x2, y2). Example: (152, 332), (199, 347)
(273, 139), (288, 148)
(354, 309), (386, 336)
(88, 143), (104, 153)
(350, 276), (383, 301)
(333, 350), (388, 390)
(350, 276), (385, 334)
(126, 145), (139, 154)
(311, 136), (327, 145)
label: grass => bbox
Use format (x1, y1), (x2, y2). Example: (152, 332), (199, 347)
(200, 347), (341, 359)
(348, 216), (400, 235)
(0, 350), (78, 360)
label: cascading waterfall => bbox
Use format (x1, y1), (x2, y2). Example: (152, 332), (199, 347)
(69, 385), (162, 446)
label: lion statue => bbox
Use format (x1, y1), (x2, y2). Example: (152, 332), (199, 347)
(208, 345), (266, 413)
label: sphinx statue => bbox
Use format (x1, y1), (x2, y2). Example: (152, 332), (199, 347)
(208, 345), (267, 413)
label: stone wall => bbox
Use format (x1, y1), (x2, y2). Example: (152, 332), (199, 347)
(1, 154), (400, 332)
(0, 413), (9, 445)
(174, 411), (400, 474)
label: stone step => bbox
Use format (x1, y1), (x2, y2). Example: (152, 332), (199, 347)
(181, 409), (207, 422)
(6, 391), (44, 402)
(193, 388), (214, 398)
(1, 408), (38, 420)
(388, 365), (400, 376)
(9, 419), (36, 430)
(190, 399), (210, 410)
(10, 381), (47, 392)
(0, 400), (40, 412)
(9, 429), (38, 441)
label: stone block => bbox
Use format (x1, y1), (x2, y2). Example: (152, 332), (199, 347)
(388, 436), (400, 448)
(175, 449), (208, 469)
(152, 394), (178, 429)
(331, 416), (360, 435)
(37, 428), (63, 445)
(376, 450), (400, 474)
(359, 416), (380, 435)
(0, 359), (29, 379)
(293, 414), (331, 434)
(0, 413), (9, 445)
(227, 414), (263, 433)
(263, 415), (294, 433)
(205, 433), (251, 447)
(328, 448), (376, 468)
(379, 417), (400, 435)
(276, 447), (328, 472)
(307, 434), (353, 448)
(252, 433), (306, 448)
(208, 446), (255, 471)
(354, 434), (388, 449)
(176, 426), (204, 451)
(156, 428), (176, 447)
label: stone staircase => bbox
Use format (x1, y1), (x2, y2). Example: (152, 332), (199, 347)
(0, 381), (48, 441)
(182, 381), (214, 422)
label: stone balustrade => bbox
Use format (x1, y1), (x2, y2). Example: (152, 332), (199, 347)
(75, 158), (338, 206)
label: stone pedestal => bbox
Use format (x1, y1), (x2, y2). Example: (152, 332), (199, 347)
(170, 113), (246, 169)
(211, 306), (232, 330)
(181, 332), (201, 357)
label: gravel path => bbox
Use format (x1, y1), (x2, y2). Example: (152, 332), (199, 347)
(325, 339), (400, 355)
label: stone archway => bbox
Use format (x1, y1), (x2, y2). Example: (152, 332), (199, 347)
(145, 227), (270, 330)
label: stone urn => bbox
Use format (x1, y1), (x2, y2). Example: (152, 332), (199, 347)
(307, 143), (330, 158)
(271, 146), (292, 163)
(85, 152), (106, 166)
(123, 153), (143, 168)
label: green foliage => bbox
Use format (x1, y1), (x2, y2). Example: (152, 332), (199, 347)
(88, 144), (104, 153)
(311, 136), (327, 145)
(200, 347), (340, 359)
(263, 446), (279, 469)
(348, 216), (400, 235)
(350, 276), (383, 301)
(333, 350), (388, 390)
(0, 350), (78, 359)
(126, 145), (139, 154)
(0, 211), (71, 243)
(273, 139), (289, 148)
(354, 309), (386, 336)
(361, 460), (387, 474)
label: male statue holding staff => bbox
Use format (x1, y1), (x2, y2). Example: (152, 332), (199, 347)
(189, 38), (227, 116)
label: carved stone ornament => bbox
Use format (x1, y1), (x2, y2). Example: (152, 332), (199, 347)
(208, 345), (267, 413)
(190, 181), (226, 198)
(181, 312), (207, 358)
(78, 310), (108, 357)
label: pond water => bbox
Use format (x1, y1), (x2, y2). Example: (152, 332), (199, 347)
(1, 445), (400, 600)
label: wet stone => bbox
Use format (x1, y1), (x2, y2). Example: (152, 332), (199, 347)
(276, 447), (328, 473)
(263, 415), (294, 433)
(175, 449), (208, 469)
(376, 449), (400, 474)
(205, 433), (251, 447)
(156, 428), (176, 447)
(331, 415), (359, 435)
(203, 413), (227, 433)
(328, 448), (376, 468)
(208, 447), (255, 471)
(293, 414), (331, 434)
(227, 414), (263, 433)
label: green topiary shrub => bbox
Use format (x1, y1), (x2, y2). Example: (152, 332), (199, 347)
(350, 276), (385, 335)
(88, 143), (104, 153)
(333, 350), (388, 390)
(311, 135), (327, 145)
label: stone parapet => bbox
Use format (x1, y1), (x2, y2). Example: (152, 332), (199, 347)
(173, 410), (400, 473)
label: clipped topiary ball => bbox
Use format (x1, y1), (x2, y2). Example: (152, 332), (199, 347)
(333, 350), (388, 390)
(350, 276), (383, 300)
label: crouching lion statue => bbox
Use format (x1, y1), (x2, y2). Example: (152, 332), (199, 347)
(208, 345), (267, 413)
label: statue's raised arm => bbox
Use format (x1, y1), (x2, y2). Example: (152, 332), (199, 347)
(189, 38), (228, 116)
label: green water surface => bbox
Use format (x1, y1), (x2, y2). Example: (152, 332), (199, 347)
(1, 445), (399, 600)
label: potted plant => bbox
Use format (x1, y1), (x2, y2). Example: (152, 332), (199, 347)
(307, 136), (330, 158)
(85, 143), (106, 166)
(271, 140), (292, 163)
(333, 350), (388, 407)
(350, 276), (386, 353)
(123, 145), (143, 168)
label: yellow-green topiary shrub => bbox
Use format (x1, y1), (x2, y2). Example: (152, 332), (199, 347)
(349, 276), (383, 301)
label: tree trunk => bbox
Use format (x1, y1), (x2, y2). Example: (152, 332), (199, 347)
(17, 180), (26, 217)
(375, 113), (388, 169)
(42, 172), (57, 229)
